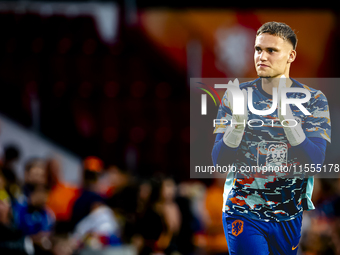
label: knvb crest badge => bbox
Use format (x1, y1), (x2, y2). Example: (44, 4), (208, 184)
(232, 219), (244, 237)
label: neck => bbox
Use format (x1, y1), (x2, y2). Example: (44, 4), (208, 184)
(261, 75), (293, 95)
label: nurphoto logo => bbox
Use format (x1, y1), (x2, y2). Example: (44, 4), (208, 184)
(198, 77), (312, 128)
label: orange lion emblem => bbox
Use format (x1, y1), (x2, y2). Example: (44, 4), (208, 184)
(232, 219), (244, 236)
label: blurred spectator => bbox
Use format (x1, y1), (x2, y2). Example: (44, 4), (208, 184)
(46, 157), (79, 223)
(103, 165), (143, 253)
(3, 144), (20, 169)
(69, 158), (123, 250)
(73, 203), (121, 249)
(0, 169), (34, 254)
(13, 183), (55, 254)
(2, 144), (21, 199)
(70, 156), (105, 231)
(178, 180), (208, 253)
(98, 165), (119, 198)
(135, 178), (201, 255)
(153, 177), (182, 254)
(174, 182), (198, 255)
(131, 179), (163, 255)
(22, 158), (47, 198)
(0, 198), (35, 255)
(105, 165), (138, 217)
(203, 178), (228, 255)
(0, 168), (10, 204)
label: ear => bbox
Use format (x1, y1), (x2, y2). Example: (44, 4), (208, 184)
(288, 50), (296, 63)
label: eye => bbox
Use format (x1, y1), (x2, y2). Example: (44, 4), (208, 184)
(268, 48), (275, 53)
(255, 47), (262, 53)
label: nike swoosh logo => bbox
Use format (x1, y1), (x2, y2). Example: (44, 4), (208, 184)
(292, 245), (298, 250)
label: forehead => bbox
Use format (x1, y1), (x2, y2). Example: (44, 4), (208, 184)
(255, 33), (292, 49)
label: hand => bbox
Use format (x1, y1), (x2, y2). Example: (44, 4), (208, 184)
(277, 75), (306, 146)
(277, 75), (294, 122)
(223, 79), (247, 148)
(226, 78), (248, 128)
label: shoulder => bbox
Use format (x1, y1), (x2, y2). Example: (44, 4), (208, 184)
(291, 78), (329, 105)
(291, 78), (326, 98)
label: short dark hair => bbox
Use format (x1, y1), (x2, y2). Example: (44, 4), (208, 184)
(257, 22), (297, 50)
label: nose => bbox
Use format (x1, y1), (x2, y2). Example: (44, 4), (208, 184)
(259, 51), (267, 61)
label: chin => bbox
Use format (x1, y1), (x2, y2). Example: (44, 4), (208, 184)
(257, 72), (271, 78)
(257, 71), (276, 79)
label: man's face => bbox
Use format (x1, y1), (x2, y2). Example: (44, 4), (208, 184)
(26, 165), (46, 185)
(254, 33), (295, 78)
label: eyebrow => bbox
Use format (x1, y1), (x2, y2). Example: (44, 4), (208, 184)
(254, 45), (279, 51)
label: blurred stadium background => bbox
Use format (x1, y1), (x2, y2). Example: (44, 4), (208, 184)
(0, 1), (340, 255)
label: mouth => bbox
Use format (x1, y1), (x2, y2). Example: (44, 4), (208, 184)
(258, 64), (269, 68)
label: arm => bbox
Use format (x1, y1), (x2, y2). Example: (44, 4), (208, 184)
(212, 133), (238, 167)
(290, 137), (326, 176)
(211, 79), (246, 168)
(278, 76), (331, 176)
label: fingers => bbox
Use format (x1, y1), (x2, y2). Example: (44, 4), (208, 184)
(242, 89), (248, 121)
(233, 78), (239, 87)
(279, 74), (287, 89)
(277, 75), (286, 117)
(226, 81), (233, 110)
(226, 79), (241, 112)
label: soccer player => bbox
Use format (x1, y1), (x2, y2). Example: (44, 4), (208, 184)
(211, 22), (331, 255)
